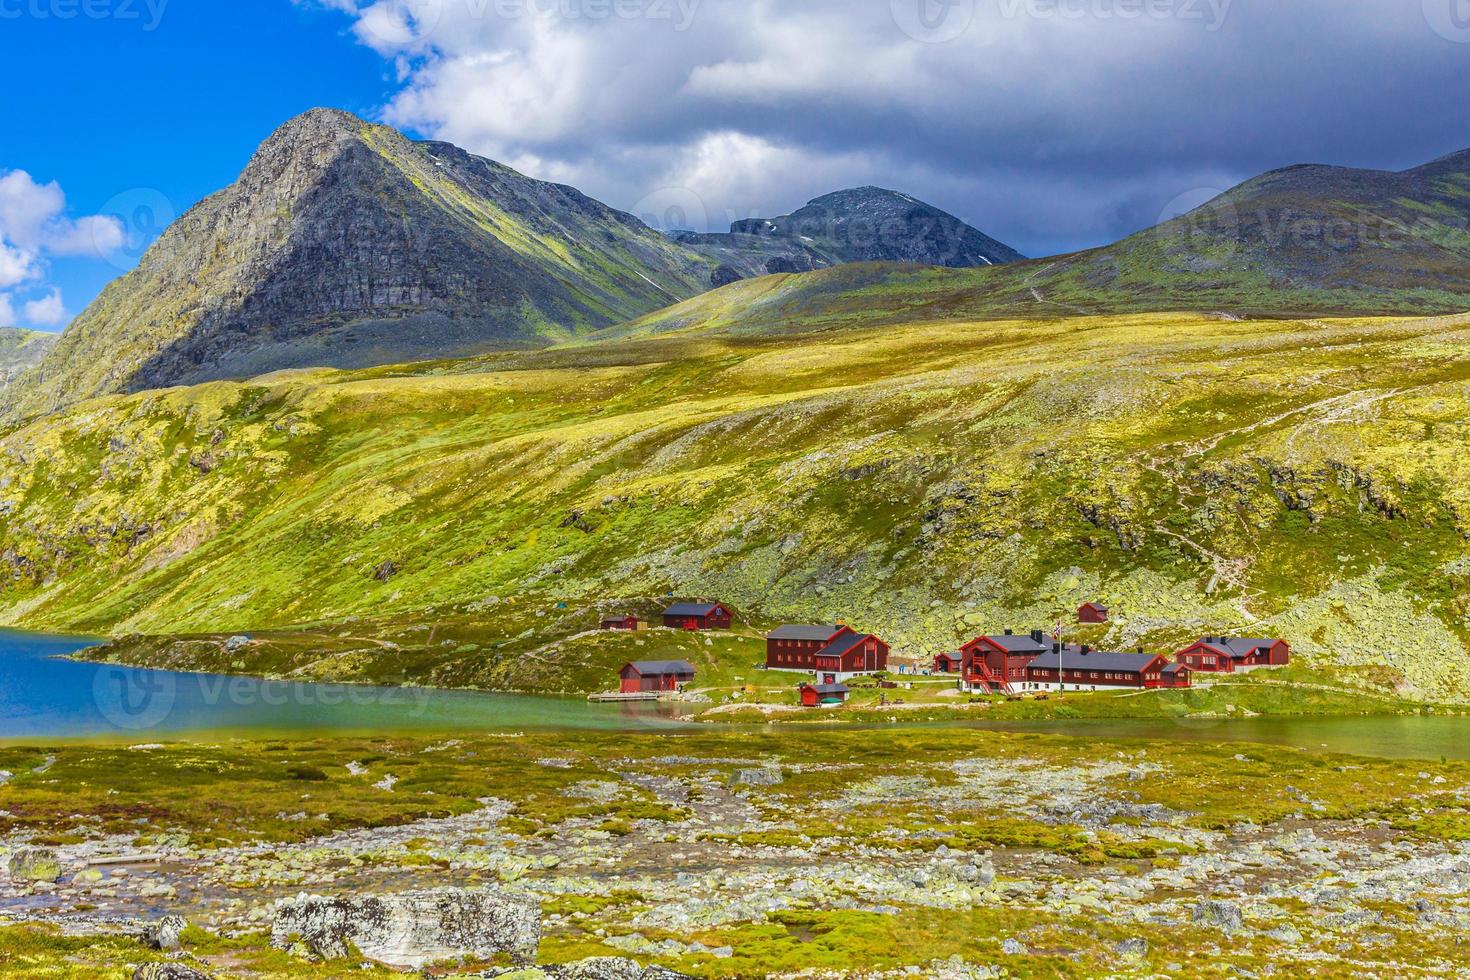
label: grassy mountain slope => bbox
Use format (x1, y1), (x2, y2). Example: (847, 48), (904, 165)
(3, 109), (713, 420)
(619, 148), (1470, 334)
(4, 308), (1470, 701)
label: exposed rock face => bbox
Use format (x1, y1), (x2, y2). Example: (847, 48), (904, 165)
(483, 959), (693, 979)
(141, 915), (188, 950)
(728, 767), (784, 788)
(5, 108), (713, 420)
(6, 847), (61, 883)
(270, 886), (540, 967)
(675, 186), (1024, 284)
(1193, 898), (1244, 934)
(133, 965), (214, 980)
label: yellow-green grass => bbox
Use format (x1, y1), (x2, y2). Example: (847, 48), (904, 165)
(6, 310), (1470, 703)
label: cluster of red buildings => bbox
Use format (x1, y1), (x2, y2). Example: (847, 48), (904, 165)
(935, 627), (1291, 694)
(764, 623), (891, 683)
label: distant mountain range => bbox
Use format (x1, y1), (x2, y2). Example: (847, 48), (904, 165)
(672, 186), (1025, 285)
(1, 110), (1019, 420)
(4, 109), (1469, 423)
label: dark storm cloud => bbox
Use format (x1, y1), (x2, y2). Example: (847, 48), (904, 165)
(316, 0), (1470, 256)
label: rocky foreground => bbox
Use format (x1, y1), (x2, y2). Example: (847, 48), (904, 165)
(3, 728), (1470, 977)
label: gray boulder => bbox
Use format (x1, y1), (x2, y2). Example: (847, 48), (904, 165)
(728, 768), (783, 788)
(271, 886), (539, 968)
(133, 965), (213, 980)
(1115, 937), (1148, 957)
(142, 915), (188, 951)
(481, 959), (693, 980)
(7, 847), (61, 883)
(1193, 899), (1244, 934)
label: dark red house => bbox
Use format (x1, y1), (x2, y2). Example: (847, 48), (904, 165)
(765, 624), (850, 671)
(601, 615), (639, 631)
(1019, 649), (1187, 691)
(959, 630), (1053, 693)
(618, 660), (696, 693)
(1175, 637), (1291, 673)
(1078, 602), (1110, 624)
(814, 631), (889, 683)
(933, 651), (963, 674)
(800, 683), (850, 707)
(661, 602), (734, 631)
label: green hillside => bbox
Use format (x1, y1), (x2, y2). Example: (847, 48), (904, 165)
(5, 304), (1470, 701)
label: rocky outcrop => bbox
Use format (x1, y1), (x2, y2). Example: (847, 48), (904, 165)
(7, 847), (62, 883)
(483, 958), (693, 979)
(270, 886), (540, 968)
(133, 965), (213, 980)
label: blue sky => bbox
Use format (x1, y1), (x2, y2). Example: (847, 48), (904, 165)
(2, 1), (403, 331)
(4, 0), (1469, 332)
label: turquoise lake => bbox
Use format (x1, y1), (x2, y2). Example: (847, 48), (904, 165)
(0, 629), (681, 740)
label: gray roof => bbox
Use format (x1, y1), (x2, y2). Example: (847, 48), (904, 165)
(808, 683), (850, 694)
(624, 660), (697, 676)
(767, 624), (843, 641)
(974, 634), (1050, 654)
(1031, 651), (1162, 674)
(817, 632), (878, 658)
(1196, 637), (1280, 658)
(1162, 663), (1189, 674)
(664, 602), (724, 617)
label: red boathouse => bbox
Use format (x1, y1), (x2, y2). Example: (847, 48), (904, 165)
(1175, 637), (1291, 673)
(618, 660), (696, 693)
(661, 602), (734, 631)
(800, 683), (850, 707)
(601, 615), (639, 631)
(1077, 602), (1110, 624)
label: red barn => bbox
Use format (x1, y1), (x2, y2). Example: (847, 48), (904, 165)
(959, 630), (1053, 693)
(766, 624), (850, 671)
(618, 660), (696, 693)
(1159, 663), (1193, 688)
(601, 615), (639, 631)
(933, 652), (963, 674)
(1020, 649), (1185, 691)
(661, 602), (734, 631)
(814, 631), (889, 683)
(1077, 602), (1110, 624)
(1175, 637), (1291, 674)
(800, 683), (850, 707)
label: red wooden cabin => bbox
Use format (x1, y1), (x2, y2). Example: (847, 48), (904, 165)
(766, 624), (850, 670)
(661, 602), (734, 631)
(618, 660), (696, 693)
(1077, 602), (1110, 624)
(1175, 637), (1291, 674)
(800, 683), (850, 706)
(933, 652), (963, 674)
(814, 631), (889, 683)
(1020, 649), (1186, 691)
(959, 630), (1052, 693)
(601, 615), (639, 631)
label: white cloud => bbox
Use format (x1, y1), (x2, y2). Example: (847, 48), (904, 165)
(315, 0), (1470, 253)
(22, 289), (66, 327)
(0, 169), (122, 332)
